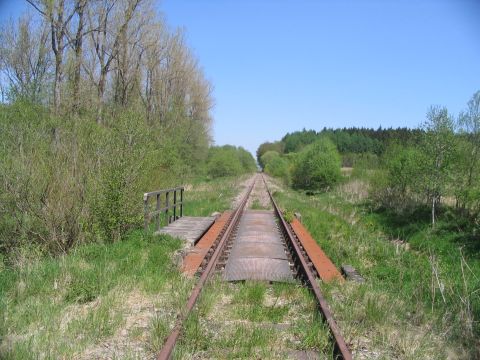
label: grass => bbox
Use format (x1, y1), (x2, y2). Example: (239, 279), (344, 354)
(0, 230), (185, 358)
(271, 175), (480, 359)
(172, 278), (333, 359)
(5, 171), (476, 358)
(0, 175), (250, 359)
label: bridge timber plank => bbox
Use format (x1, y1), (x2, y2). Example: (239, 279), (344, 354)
(156, 216), (216, 245)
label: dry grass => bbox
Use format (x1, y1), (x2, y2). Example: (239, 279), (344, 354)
(272, 178), (478, 359)
(172, 278), (333, 359)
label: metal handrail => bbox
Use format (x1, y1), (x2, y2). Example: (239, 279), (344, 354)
(143, 186), (184, 232)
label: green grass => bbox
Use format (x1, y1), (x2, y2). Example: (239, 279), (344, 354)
(172, 278), (333, 359)
(271, 176), (480, 359)
(0, 230), (184, 358)
(0, 175), (250, 359)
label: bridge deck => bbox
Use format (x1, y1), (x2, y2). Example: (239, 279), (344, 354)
(156, 216), (216, 245)
(224, 210), (293, 282)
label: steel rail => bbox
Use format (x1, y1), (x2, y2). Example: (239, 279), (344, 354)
(262, 175), (352, 360)
(157, 177), (256, 360)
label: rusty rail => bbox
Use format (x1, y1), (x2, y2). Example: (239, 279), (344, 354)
(157, 175), (351, 359)
(143, 187), (184, 232)
(262, 175), (352, 360)
(157, 179), (255, 360)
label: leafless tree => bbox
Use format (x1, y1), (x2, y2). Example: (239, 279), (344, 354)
(0, 15), (51, 103)
(27, 0), (78, 112)
(84, 0), (141, 122)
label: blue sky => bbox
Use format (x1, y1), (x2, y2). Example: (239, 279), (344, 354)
(1, 0), (479, 155)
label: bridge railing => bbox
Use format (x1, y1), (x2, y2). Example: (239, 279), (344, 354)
(143, 186), (184, 232)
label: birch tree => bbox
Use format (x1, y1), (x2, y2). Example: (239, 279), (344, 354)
(421, 106), (456, 226)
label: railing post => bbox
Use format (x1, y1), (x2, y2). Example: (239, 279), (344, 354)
(156, 193), (161, 232)
(173, 189), (177, 220)
(143, 194), (149, 231)
(165, 192), (170, 224)
(180, 188), (184, 218)
(144, 187), (185, 231)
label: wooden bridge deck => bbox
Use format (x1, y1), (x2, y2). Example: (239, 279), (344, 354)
(156, 216), (216, 245)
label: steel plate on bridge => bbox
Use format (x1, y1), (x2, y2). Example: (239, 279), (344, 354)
(223, 210), (294, 282)
(229, 243), (288, 260)
(224, 258), (293, 282)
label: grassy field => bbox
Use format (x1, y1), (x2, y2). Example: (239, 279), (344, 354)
(0, 175), (249, 359)
(2, 172), (478, 358)
(272, 176), (479, 359)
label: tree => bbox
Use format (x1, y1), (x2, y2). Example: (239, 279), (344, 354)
(375, 145), (424, 212)
(27, 0), (78, 112)
(256, 142), (284, 168)
(459, 92), (480, 188)
(455, 91), (480, 215)
(237, 147), (257, 172)
(207, 146), (242, 178)
(420, 106), (456, 226)
(0, 15), (51, 103)
(291, 138), (341, 191)
(264, 156), (290, 184)
(260, 150), (280, 170)
(71, 0), (87, 113)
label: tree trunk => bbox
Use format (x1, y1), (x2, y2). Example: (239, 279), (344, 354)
(73, 0), (86, 114)
(53, 52), (62, 112)
(97, 70), (107, 124)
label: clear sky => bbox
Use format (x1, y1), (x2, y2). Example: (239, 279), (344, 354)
(1, 0), (479, 155)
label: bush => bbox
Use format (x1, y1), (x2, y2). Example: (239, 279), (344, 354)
(291, 138), (341, 191)
(237, 147), (257, 173)
(0, 102), (210, 256)
(264, 156), (290, 184)
(370, 145), (424, 213)
(260, 151), (280, 170)
(207, 148), (243, 178)
(206, 145), (256, 178)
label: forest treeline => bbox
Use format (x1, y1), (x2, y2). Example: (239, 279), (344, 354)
(0, 0), (255, 257)
(258, 91), (480, 228)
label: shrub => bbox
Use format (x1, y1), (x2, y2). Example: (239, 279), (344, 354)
(291, 138), (341, 191)
(370, 145), (424, 213)
(264, 156), (290, 184)
(206, 146), (243, 178)
(0, 102), (210, 256)
(237, 147), (257, 173)
(206, 145), (256, 178)
(260, 151), (280, 170)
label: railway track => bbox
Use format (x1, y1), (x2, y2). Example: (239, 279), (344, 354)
(158, 174), (352, 359)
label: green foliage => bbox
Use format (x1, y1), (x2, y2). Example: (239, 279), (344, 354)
(273, 185), (480, 358)
(0, 101), (211, 255)
(259, 150), (279, 169)
(237, 146), (257, 173)
(256, 141), (284, 166)
(291, 138), (341, 191)
(265, 156), (290, 184)
(282, 129), (318, 153)
(279, 127), (422, 156)
(0, 230), (183, 358)
(420, 106), (457, 222)
(370, 145), (424, 212)
(206, 145), (255, 178)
